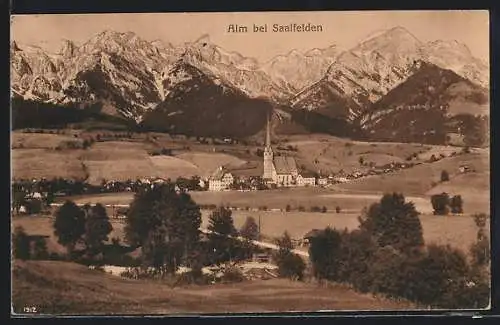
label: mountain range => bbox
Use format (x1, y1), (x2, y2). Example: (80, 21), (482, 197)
(10, 26), (490, 144)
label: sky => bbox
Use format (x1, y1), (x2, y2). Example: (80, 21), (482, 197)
(11, 11), (489, 63)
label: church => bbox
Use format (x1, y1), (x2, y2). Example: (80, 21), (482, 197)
(262, 115), (315, 187)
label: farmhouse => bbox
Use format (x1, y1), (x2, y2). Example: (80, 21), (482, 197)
(303, 229), (324, 245)
(208, 166), (234, 191)
(297, 172), (316, 187)
(317, 177), (328, 187)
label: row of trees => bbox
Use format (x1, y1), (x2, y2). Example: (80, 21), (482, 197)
(431, 193), (463, 215)
(13, 202), (114, 263)
(308, 193), (490, 309)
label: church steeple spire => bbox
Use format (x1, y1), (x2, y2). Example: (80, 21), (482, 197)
(263, 110), (274, 180)
(266, 111), (271, 148)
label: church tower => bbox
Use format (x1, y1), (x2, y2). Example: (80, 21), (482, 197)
(263, 112), (274, 180)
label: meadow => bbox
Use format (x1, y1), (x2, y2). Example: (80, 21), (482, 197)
(13, 206), (488, 258)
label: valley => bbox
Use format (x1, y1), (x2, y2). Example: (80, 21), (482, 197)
(10, 17), (491, 315)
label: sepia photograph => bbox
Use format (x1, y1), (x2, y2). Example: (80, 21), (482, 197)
(10, 10), (490, 315)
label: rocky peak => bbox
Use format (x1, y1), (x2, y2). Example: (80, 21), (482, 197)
(59, 39), (77, 58)
(11, 41), (20, 52)
(193, 34), (211, 47)
(356, 26), (422, 55)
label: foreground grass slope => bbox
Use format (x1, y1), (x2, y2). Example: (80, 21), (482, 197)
(12, 260), (414, 314)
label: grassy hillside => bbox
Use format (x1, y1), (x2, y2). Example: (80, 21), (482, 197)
(12, 260), (413, 314)
(334, 151), (488, 197)
(12, 149), (87, 181)
(13, 131), (485, 186)
(282, 134), (429, 175)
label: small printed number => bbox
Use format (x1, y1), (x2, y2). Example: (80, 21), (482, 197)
(23, 306), (38, 313)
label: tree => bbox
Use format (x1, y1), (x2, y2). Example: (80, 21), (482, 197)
(359, 193), (424, 254)
(440, 170), (450, 182)
(431, 193), (450, 215)
(12, 189), (26, 214)
(26, 199), (43, 214)
(359, 156), (365, 166)
(84, 203), (113, 256)
(450, 195), (463, 214)
(275, 231), (305, 281)
(412, 244), (471, 308)
(53, 201), (86, 254)
(32, 237), (49, 260)
(13, 226), (31, 260)
(335, 206), (341, 213)
(45, 191), (55, 207)
(308, 227), (342, 280)
(470, 214), (490, 266)
(125, 183), (201, 274)
(240, 216), (259, 240)
(207, 206), (238, 264)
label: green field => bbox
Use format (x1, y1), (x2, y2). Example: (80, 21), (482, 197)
(13, 205), (488, 257)
(12, 260), (414, 314)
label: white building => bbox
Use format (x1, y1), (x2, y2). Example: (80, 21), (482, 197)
(317, 178), (328, 186)
(209, 166), (234, 191)
(297, 174), (316, 187)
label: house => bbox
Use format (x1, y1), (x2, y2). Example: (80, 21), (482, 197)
(303, 229), (324, 245)
(18, 205), (27, 214)
(198, 179), (206, 189)
(209, 166), (234, 191)
(317, 178), (328, 186)
(296, 172), (316, 187)
(459, 165), (471, 173)
(333, 175), (349, 183)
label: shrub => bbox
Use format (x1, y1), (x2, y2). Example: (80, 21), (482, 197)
(440, 170), (450, 182)
(221, 265), (245, 283)
(335, 206), (341, 213)
(285, 204), (291, 212)
(277, 252), (306, 281)
(470, 239), (490, 267)
(431, 193), (450, 215)
(321, 206), (328, 213)
(450, 195), (463, 214)
(13, 226), (31, 260)
(32, 237), (49, 260)
(310, 206), (322, 213)
(26, 199), (43, 214)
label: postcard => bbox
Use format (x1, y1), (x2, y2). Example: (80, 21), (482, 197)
(10, 10), (490, 316)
